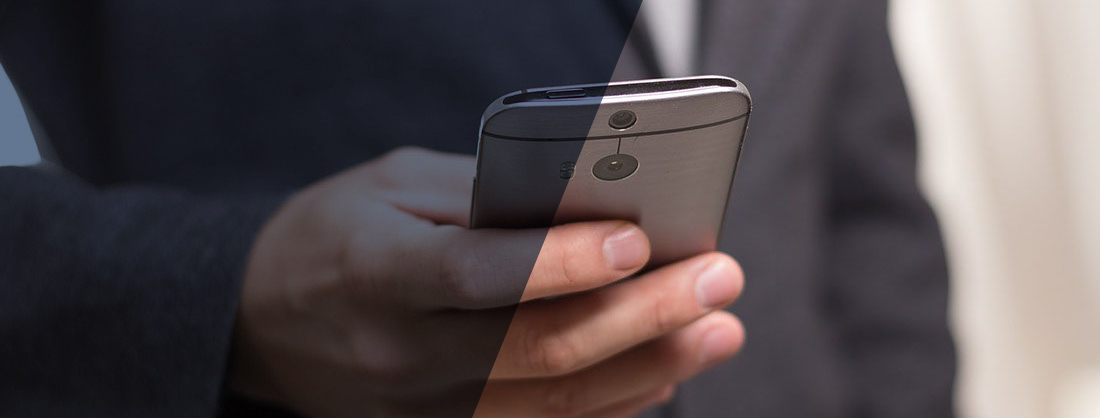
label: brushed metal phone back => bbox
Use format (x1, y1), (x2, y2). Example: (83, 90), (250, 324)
(471, 76), (751, 267)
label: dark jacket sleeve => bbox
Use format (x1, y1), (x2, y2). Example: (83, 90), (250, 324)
(823, 1), (957, 417)
(0, 165), (282, 417)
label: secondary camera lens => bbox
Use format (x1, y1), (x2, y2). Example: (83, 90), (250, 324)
(609, 110), (637, 130)
(593, 154), (639, 181)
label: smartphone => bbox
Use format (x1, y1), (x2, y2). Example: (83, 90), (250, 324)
(470, 76), (751, 268)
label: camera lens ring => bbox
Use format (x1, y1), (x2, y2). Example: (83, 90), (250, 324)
(609, 110), (637, 130)
(593, 154), (639, 181)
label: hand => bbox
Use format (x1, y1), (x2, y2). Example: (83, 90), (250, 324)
(231, 147), (746, 418)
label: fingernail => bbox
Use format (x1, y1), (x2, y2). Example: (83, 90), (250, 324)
(700, 326), (741, 364)
(603, 224), (648, 270)
(694, 258), (740, 309)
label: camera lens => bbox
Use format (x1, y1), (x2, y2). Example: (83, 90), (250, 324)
(593, 154), (639, 181)
(609, 110), (637, 130)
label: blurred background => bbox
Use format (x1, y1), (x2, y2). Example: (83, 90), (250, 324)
(0, 63), (36, 166)
(892, 0), (1100, 417)
(1, 1), (1097, 417)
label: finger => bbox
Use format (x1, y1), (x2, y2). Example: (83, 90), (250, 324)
(398, 220), (650, 309)
(378, 251), (739, 382)
(489, 252), (742, 378)
(565, 312), (742, 414)
(478, 312), (742, 417)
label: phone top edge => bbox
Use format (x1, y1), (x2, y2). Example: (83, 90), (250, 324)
(480, 76), (748, 126)
(518, 75), (739, 99)
(479, 76), (751, 141)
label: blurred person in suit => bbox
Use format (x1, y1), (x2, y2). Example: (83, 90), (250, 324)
(0, 0), (954, 417)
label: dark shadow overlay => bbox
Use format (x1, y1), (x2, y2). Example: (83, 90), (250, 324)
(0, 1), (643, 417)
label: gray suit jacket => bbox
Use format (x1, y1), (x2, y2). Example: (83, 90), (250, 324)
(0, 0), (954, 417)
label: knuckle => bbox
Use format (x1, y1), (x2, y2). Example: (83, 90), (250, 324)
(349, 335), (423, 389)
(554, 248), (585, 288)
(437, 246), (483, 305)
(648, 288), (684, 334)
(542, 228), (594, 289)
(525, 328), (582, 376)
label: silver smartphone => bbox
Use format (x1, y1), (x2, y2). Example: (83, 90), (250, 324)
(470, 76), (751, 268)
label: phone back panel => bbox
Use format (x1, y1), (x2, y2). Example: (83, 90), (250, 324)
(472, 77), (751, 267)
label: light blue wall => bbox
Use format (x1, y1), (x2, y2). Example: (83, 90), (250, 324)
(0, 64), (40, 166)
